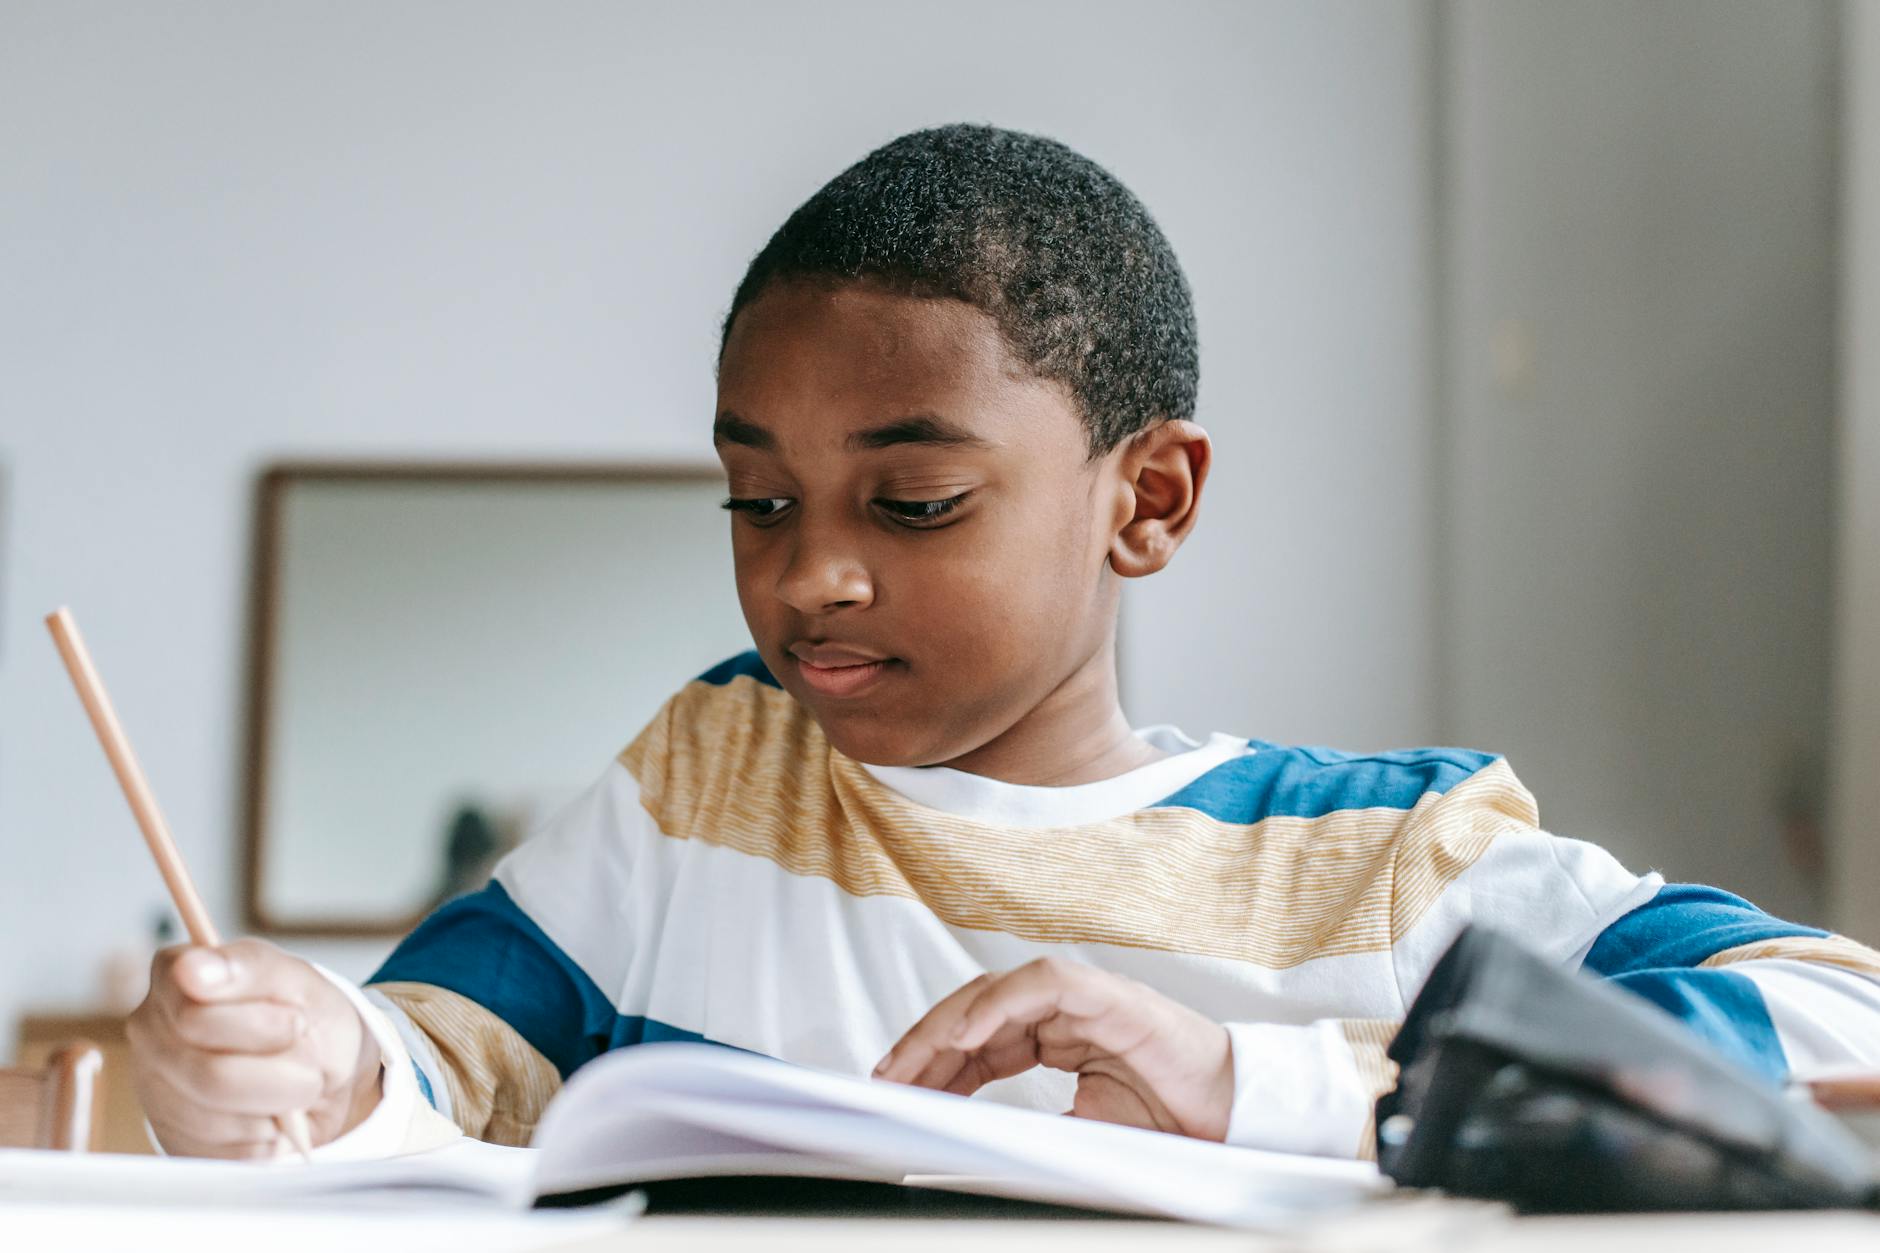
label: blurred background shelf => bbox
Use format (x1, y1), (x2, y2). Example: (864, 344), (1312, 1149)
(16, 1012), (153, 1155)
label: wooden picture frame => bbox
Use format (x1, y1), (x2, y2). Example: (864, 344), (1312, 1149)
(239, 461), (728, 937)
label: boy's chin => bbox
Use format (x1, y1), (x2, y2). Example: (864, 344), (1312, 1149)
(813, 712), (966, 771)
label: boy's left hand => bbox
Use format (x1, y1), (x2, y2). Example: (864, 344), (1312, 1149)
(872, 957), (1234, 1141)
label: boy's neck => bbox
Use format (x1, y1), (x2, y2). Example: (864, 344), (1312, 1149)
(933, 641), (1165, 787)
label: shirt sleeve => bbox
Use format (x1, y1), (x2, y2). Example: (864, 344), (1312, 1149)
(1582, 884), (1880, 1082)
(1218, 757), (1657, 1159)
(299, 965), (463, 1159)
(1222, 883), (1880, 1162)
(336, 759), (648, 1148)
(1220, 1020), (1386, 1158)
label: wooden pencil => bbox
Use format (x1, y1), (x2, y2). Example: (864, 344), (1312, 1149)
(45, 606), (316, 1162)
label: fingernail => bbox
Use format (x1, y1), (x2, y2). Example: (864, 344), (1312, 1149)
(192, 954), (231, 987)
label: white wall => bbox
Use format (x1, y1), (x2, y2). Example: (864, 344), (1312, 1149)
(1440, 0), (1840, 926)
(0, 3), (1442, 1041)
(1833, 0), (1880, 943)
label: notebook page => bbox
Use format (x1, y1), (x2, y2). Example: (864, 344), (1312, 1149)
(0, 1136), (535, 1208)
(531, 1042), (1385, 1227)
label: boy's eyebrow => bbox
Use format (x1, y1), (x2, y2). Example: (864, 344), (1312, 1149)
(847, 414), (990, 451)
(712, 412), (774, 450)
(713, 411), (993, 452)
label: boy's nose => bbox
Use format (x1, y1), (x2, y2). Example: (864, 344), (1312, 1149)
(775, 525), (875, 614)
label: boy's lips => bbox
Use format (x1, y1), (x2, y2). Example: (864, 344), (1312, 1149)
(788, 643), (899, 699)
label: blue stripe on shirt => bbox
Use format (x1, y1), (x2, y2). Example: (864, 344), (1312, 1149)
(368, 880), (710, 1079)
(696, 651), (780, 689)
(1150, 743), (1499, 824)
(1580, 884), (1815, 1085)
(1582, 884), (1827, 976)
(1607, 967), (1789, 1084)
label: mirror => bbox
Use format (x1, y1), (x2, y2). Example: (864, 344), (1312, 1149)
(242, 464), (751, 935)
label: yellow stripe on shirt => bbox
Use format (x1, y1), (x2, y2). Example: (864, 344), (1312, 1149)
(1700, 935), (1880, 981)
(620, 674), (1535, 969)
(371, 981), (562, 1147)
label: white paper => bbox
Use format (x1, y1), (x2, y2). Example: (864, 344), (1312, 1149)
(530, 1042), (1388, 1227)
(0, 1136), (536, 1209)
(0, 1200), (630, 1253)
(2, 1045), (1389, 1228)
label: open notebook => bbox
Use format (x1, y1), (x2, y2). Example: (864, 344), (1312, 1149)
(0, 1043), (1385, 1227)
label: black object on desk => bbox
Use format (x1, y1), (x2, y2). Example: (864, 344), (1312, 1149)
(538, 1176), (1152, 1220)
(1377, 926), (1878, 1212)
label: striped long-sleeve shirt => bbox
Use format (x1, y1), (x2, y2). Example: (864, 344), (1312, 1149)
(316, 652), (1880, 1160)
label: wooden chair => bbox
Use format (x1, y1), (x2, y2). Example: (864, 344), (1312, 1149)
(0, 1040), (103, 1151)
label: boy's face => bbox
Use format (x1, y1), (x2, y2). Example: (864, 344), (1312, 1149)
(715, 281), (1125, 768)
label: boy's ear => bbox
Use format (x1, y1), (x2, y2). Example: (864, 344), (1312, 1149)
(1107, 419), (1211, 579)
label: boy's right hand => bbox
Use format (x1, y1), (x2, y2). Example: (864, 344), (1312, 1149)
(126, 939), (384, 1158)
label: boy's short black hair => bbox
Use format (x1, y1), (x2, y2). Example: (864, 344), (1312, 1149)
(721, 124), (1199, 456)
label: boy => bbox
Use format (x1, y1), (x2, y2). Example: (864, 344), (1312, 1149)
(129, 125), (1880, 1162)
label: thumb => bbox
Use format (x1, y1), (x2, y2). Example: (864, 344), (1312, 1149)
(170, 946), (241, 1001)
(172, 942), (310, 1005)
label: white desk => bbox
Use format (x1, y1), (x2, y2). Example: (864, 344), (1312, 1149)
(594, 1209), (1880, 1252)
(8, 1199), (1880, 1253)
(0, 1200), (627, 1252)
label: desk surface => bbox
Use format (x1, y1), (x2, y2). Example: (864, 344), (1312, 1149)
(8, 1199), (1880, 1253)
(598, 1209), (1880, 1252)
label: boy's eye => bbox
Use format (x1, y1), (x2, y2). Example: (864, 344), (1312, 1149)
(873, 493), (970, 527)
(721, 496), (794, 523)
